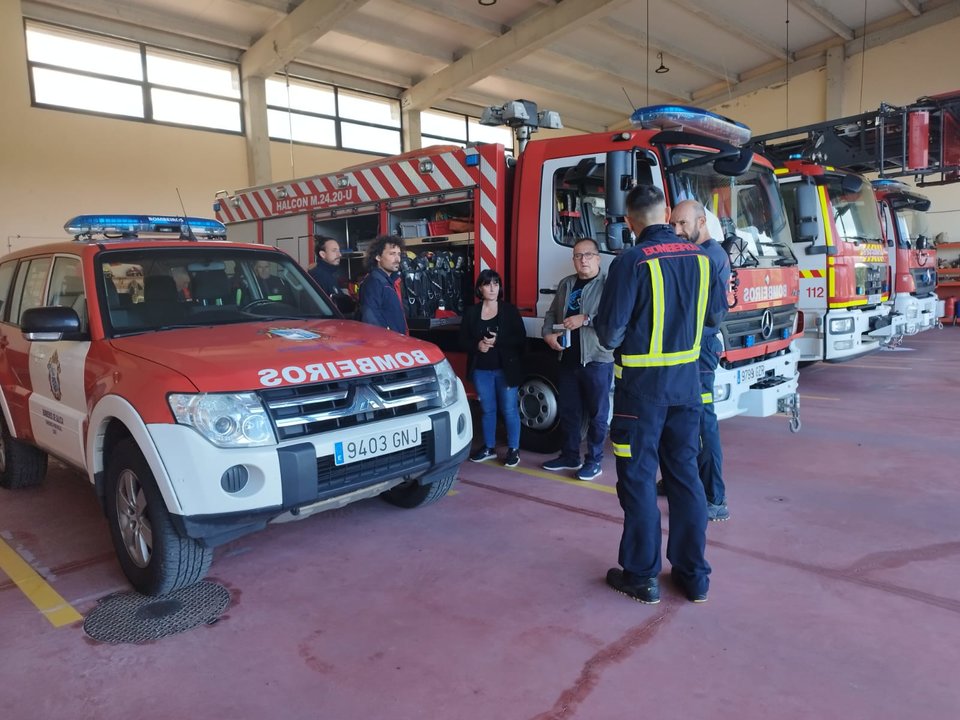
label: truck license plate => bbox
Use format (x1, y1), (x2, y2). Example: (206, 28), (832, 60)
(738, 363), (768, 384)
(334, 425), (422, 466)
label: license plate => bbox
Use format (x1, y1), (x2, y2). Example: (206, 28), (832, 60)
(333, 425), (422, 466)
(866, 293), (880, 304)
(737, 363), (769, 384)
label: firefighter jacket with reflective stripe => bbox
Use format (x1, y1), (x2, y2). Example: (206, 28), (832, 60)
(595, 223), (726, 406)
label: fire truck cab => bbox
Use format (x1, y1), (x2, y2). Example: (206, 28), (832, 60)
(872, 179), (944, 333)
(776, 162), (903, 361)
(216, 103), (803, 447)
(0, 215), (470, 595)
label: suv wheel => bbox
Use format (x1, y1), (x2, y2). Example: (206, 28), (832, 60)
(0, 414), (48, 489)
(382, 470), (457, 509)
(105, 439), (212, 596)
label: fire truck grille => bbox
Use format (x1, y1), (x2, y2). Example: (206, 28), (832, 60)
(859, 264), (885, 297)
(911, 267), (937, 296)
(261, 366), (441, 441)
(722, 304), (797, 350)
(314, 431), (434, 498)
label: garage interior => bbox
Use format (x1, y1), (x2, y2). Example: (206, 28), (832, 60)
(1, 1), (959, 718)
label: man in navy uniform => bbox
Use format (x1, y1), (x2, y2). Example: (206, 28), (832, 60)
(595, 185), (727, 605)
(668, 200), (732, 521)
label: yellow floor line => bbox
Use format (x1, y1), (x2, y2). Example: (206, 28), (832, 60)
(502, 464), (617, 495)
(0, 536), (82, 627)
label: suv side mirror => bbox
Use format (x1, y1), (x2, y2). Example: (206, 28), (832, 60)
(21, 306), (83, 341)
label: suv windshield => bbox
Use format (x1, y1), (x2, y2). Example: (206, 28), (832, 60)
(670, 150), (795, 267)
(98, 247), (335, 336)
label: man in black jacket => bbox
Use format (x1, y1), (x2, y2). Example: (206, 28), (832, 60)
(309, 235), (343, 297)
(359, 235), (407, 333)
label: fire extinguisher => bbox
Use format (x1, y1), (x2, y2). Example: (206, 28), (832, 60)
(942, 296), (956, 325)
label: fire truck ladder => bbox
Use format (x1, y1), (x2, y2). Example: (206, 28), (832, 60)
(751, 91), (960, 185)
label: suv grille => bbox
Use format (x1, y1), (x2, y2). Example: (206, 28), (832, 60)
(261, 365), (441, 441)
(315, 431), (434, 499)
(722, 304), (796, 350)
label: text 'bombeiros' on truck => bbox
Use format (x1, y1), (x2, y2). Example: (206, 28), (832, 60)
(215, 100), (803, 442)
(0, 215), (471, 595)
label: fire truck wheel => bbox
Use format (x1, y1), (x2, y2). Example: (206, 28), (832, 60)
(0, 414), (48, 489)
(105, 439), (213, 596)
(518, 373), (562, 454)
(382, 470), (457, 509)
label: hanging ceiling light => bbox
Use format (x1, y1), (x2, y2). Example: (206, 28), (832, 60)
(655, 52), (670, 74)
(478, 0), (496, 5)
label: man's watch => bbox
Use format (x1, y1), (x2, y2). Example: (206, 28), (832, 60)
(583, 314), (591, 326)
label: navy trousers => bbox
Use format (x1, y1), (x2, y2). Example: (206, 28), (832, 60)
(610, 390), (710, 586)
(698, 332), (725, 505)
(557, 361), (614, 465)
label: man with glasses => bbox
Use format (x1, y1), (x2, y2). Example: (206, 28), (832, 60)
(541, 237), (614, 481)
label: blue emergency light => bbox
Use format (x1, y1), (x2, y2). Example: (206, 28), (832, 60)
(631, 105), (752, 147)
(64, 214), (227, 240)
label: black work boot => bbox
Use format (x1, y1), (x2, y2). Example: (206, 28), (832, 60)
(605, 568), (660, 604)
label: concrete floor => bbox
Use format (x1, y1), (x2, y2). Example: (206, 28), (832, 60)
(1, 329), (958, 720)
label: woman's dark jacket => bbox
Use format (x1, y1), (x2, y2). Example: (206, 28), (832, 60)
(460, 301), (526, 387)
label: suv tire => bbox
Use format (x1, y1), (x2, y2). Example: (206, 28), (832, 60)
(382, 470), (457, 509)
(105, 439), (212, 596)
(0, 414), (48, 489)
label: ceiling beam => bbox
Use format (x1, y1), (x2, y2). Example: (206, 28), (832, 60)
(389, 0), (506, 36)
(670, 0), (791, 61)
(230, 0), (295, 12)
(594, 17), (737, 83)
(399, 0), (630, 111)
(793, 0), (855, 41)
(899, 0), (922, 17)
(241, 0), (371, 79)
(334, 14), (452, 63)
(693, 0), (960, 109)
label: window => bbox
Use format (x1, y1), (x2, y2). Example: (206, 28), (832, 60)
(12, 258), (52, 325)
(0, 261), (18, 321)
(421, 109), (513, 151)
(25, 21), (241, 133)
(266, 76), (401, 155)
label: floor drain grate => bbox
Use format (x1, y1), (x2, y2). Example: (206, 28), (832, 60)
(83, 581), (231, 644)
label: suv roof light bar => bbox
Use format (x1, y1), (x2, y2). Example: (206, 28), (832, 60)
(64, 214), (227, 241)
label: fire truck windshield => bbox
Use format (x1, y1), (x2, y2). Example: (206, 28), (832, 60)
(670, 150), (795, 266)
(894, 206), (930, 249)
(97, 247), (337, 336)
(824, 176), (883, 245)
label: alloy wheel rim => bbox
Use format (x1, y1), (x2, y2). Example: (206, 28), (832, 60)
(116, 469), (152, 568)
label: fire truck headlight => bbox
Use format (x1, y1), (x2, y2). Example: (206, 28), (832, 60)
(829, 317), (855, 335)
(435, 359), (459, 407)
(169, 393), (275, 447)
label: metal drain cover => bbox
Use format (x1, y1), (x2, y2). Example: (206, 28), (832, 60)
(83, 581), (231, 644)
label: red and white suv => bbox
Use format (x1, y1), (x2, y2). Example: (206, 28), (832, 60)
(0, 215), (470, 595)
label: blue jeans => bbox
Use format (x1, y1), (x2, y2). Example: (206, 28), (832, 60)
(472, 368), (520, 449)
(557, 361), (614, 464)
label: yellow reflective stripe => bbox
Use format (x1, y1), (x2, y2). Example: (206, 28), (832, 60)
(693, 254), (709, 351)
(612, 442), (632, 458)
(701, 392), (713, 404)
(649, 258), (665, 356)
(774, 167), (789, 175)
(621, 348), (699, 367)
(617, 254), (707, 369)
(613, 363), (623, 379)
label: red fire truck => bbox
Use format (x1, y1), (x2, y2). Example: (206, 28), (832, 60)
(771, 161), (901, 361)
(753, 91), (960, 354)
(872, 179), (943, 333)
(216, 103), (803, 447)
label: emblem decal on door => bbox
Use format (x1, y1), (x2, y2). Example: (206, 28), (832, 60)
(48, 350), (62, 400)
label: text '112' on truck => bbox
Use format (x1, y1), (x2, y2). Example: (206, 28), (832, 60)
(0, 215), (471, 595)
(216, 101), (804, 442)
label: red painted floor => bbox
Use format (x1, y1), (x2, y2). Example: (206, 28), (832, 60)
(1, 329), (959, 719)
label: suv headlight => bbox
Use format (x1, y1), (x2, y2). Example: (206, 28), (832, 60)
(169, 392), (275, 447)
(435, 359), (459, 407)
